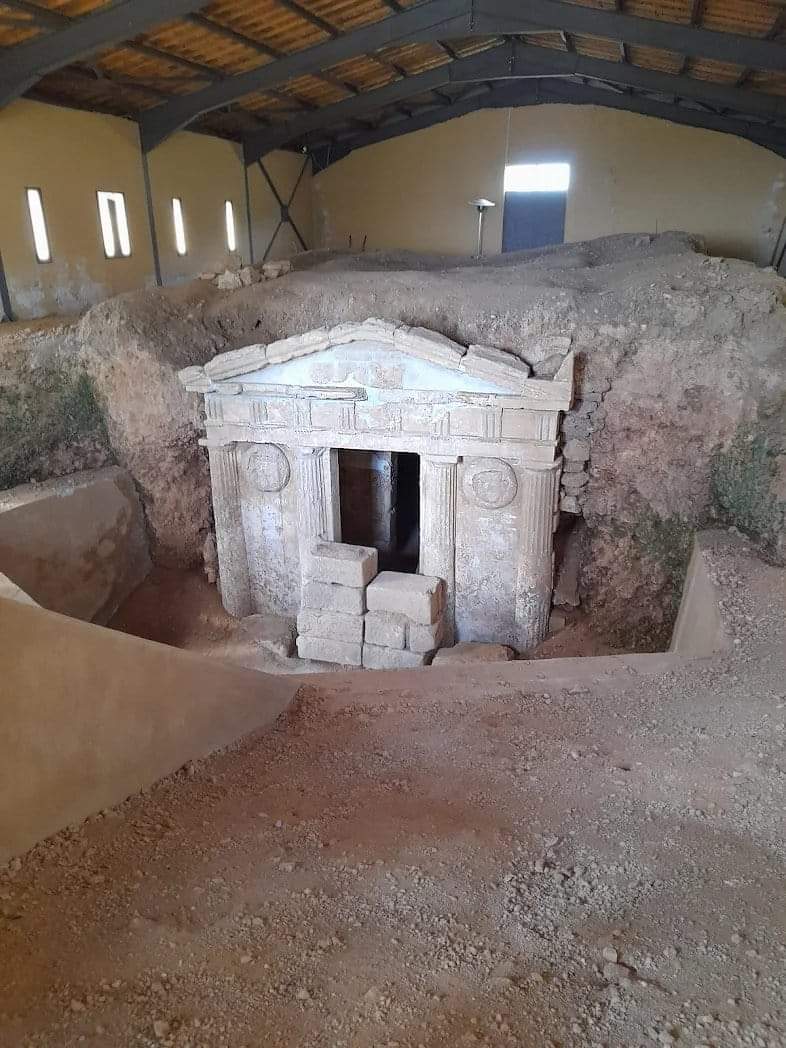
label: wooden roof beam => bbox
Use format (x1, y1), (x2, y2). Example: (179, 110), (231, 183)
(243, 36), (786, 162)
(141, 0), (786, 151)
(0, 0), (213, 109)
(313, 78), (786, 166)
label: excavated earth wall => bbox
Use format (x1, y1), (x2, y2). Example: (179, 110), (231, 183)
(3, 232), (784, 649)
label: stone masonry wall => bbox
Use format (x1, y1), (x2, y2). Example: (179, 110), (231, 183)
(296, 540), (445, 668)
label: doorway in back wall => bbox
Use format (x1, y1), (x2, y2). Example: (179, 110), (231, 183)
(502, 162), (570, 252)
(338, 450), (420, 574)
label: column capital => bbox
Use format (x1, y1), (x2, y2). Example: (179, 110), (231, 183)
(199, 436), (236, 449)
(294, 445), (327, 457)
(512, 456), (563, 474)
(421, 453), (460, 466)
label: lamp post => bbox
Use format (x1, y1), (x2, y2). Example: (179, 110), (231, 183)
(469, 198), (496, 258)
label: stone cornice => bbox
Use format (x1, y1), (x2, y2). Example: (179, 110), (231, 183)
(178, 318), (574, 411)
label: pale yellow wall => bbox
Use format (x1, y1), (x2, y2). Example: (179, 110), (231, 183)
(0, 99), (155, 319)
(147, 132), (247, 283)
(313, 105), (786, 265)
(0, 98), (315, 319)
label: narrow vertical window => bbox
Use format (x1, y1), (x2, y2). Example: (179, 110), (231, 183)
(172, 197), (187, 256)
(225, 200), (236, 252)
(26, 187), (51, 263)
(97, 191), (131, 258)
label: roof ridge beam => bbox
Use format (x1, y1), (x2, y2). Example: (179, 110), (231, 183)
(316, 79), (786, 166)
(244, 38), (786, 161)
(141, 0), (786, 151)
(450, 39), (786, 122)
(473, 0), (786, 71)
(0, 0), (212, 109)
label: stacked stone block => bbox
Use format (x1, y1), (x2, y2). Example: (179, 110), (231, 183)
(559, 393), (607, 515)
(363, 571), (445, 669)
(296, 541), (378, 667)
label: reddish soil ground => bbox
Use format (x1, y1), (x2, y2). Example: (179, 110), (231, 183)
(1, 543), (784, 1047)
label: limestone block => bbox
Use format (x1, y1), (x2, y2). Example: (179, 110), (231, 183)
(562, 439), (591, 462)
(237, 266), (261, 287)
(520, 335), (573, 366)
(431, 643), (515, 666)
(329, 318), (398, 346)
(560, 495), (581, 514)
(364, 611), (407, 650)
(561, 415), (592, 441)
(205, 343), (267, 382)
(266, 329), (331, 365)
(304, 541), (378, 588)
(532, 353), (565, 379)
(215, 269), (243, 291)
(178, 364), (213, 392)
(461, 345), (531, 391)
(554, 529), (582, 608)
(297, 635), (363, 667)
(407, 617), (445, 654)
(262, 259), (292, 279)
(393, 326), (466, 369)
(237, 614), (295, 658)
(366, 572), (444, 625)
(561, 472), (589, 493)
(302, 580), (365, 615)
(563, 460), (586, 473)
(297, 609), (364, 644)
(362, 644), (428, 670)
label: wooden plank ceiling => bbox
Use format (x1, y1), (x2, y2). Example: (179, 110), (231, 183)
(0, 0), (784, 162)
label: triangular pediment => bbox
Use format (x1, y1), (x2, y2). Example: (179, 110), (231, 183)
(179, 318), (573, 404)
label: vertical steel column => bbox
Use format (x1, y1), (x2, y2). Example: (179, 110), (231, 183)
(138, 127), (162, 287)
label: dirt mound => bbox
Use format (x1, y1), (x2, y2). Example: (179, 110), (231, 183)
(0, 318), (112, 490)
(77, 283), (225, 565)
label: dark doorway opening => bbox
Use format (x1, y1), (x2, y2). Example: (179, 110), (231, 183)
(338, 450), (420, 573)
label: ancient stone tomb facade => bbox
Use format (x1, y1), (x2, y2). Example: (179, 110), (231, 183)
(180, 319), (573, 660)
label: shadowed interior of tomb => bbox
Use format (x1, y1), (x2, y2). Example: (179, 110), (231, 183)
(338, 450), (420, 574)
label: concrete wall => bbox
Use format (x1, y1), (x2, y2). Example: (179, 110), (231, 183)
(313, 105), (786, 266)
(0, 597), (299, 861)
(670, 533), (732, 657)
(0, 99), (313, 320)
(0, 466), (150, 624)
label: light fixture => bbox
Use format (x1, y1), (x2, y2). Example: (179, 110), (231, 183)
(468, 198), (496, 258)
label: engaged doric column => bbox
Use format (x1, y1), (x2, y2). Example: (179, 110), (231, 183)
(206, 442), (253, 618)
(295, 446), (340, 557)
(515, 459), (562, 651)
(419, 454), (459, 644)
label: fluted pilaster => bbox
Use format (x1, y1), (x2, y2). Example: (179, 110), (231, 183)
(419, 454), (458, 643)
(295, 446), (340, 558)
(207, 442), (252, 618)
(515, 459), (562, 651)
